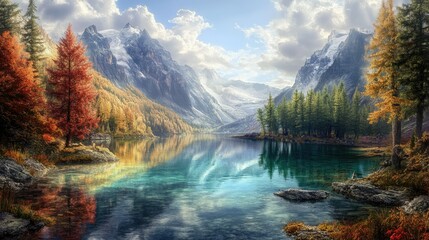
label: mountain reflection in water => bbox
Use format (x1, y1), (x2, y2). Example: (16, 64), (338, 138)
(17, 136), (379, 240)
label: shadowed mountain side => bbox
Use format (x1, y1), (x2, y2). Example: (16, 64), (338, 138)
(81, 24), (234, 127)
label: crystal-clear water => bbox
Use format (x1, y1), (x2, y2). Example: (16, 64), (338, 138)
(20, 136), (380, 240)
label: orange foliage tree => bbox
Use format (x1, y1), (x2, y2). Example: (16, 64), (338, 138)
(48, 25), (98, 147)
(365, 0), (406, 169)
(0, 31), (47, 143)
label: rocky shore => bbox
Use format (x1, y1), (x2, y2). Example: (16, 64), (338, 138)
(331, 181), (410, 206)
(0, 144), (119, 238)
(54, 145), (118, 164)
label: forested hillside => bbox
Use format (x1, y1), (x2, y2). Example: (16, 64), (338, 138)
(93, 71), (193, 137)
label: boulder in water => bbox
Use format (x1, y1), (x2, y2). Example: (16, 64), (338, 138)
(274, 189), (329, 201)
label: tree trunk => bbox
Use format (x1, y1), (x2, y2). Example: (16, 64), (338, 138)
(65, 129), (71, 147)
(391, 117), (402, 169)
(392, 117), (401, 146)
(416, 103), (424, 139)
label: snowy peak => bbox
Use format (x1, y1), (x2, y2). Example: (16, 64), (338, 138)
(81, 24), (235, 127)
(277, 28), (372, 101)
(120, 23), (141, 39)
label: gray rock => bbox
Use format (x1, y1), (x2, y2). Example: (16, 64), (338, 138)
(403, 195), (429, 214)
(332, 182), (410, 206)
(0, 212), (44, 239)
(293, 229), (333, 240)
(24, 159), (48, 177)
(274, 189), (329, 201)
(0, 157), (33, 190)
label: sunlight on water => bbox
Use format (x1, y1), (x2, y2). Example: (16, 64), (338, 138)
(19, 136), (380, 240)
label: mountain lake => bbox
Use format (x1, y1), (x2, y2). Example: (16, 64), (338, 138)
(18, 135), (380, 240)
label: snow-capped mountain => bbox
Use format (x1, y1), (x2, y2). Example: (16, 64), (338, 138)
(81, 24), (235, 127)
(199, 69), (280, 120)
(220, 29), (372, 133)
(276, 29), (372, 102)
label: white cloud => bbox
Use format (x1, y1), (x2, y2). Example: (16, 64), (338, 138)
(236, 0), (410, 87)
(14, 0), (411, 88)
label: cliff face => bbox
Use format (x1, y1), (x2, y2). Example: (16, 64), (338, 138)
(276, 29), (372, 103)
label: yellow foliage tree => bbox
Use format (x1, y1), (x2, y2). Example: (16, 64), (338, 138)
(365, 0), (405, 169)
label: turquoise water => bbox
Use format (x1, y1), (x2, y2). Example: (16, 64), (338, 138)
(22, 136), (379, 240)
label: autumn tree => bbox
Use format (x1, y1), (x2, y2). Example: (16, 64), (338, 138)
(397, 0), (429, 139)
(365, 0), (404, 168)
(48, 25), (98, 147)
(23, 0), (45, 76)
(0, 31), (46, 143)
(0, 0), (20, 35)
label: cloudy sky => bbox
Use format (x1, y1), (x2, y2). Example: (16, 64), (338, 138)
(14, 0), (408, 88)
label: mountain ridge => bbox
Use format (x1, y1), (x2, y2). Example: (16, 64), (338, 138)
(219, 29), (372, 133)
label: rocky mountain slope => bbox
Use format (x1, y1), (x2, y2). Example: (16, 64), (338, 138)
(219, 29), (372, 133)
(276, 29), (372, 102)
(81, 24), (234, 127)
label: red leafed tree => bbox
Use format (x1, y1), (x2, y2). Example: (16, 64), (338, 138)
(48, 25), (98, 147)
(0, 31), (47, 143)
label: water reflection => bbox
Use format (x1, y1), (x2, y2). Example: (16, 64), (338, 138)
(18, 176), (96, 240)
(19, 136), (379, 239)
(259, 141), (376, 188)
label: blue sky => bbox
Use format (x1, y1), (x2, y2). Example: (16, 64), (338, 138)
(116, 0), (278, 51)
(15, 0), (409, 87)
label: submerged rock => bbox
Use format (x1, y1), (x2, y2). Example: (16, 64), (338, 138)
(332, 182), (409, 206)
(55, 145), (119, 165)
(403, 195), (429, 214)
(0, 212), (44, 239)
(0, 157), (33, 190)
(274, 189), (329, 201)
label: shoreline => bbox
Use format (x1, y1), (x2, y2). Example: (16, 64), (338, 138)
(233, 133), (389, 148)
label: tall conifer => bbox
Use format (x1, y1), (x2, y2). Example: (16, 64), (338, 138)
(23, 0), (45, 76)
(397, 0), (429, 139)
(366, 0), (403, 168)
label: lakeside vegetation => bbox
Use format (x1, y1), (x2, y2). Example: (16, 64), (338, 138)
(256, 83), (390, 142)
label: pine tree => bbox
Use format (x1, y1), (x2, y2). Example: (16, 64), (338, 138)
(48, 25), (98, 147)
(333, 83), (349, 139)
(305, 90), (315, 135)
(299, 93), (305, 134)
(366, 0), (403, 168)
(23, 0), (45, 76)
(313, 92), (323, 136)
(321, 87), (333, 137)
(0, 31), (47, 143)
(0, 0), (20, 35)
(264, 94), (277, 135)
(278, 97), (288, 135)
(290, 90), (300, 135)
(351, 88), (362, 138)
(257, 108), (266, 135)
(397, 0), (429, 139)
